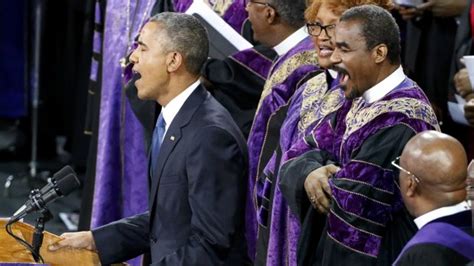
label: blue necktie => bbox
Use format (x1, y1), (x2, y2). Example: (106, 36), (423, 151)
(151, 113), (166, 175)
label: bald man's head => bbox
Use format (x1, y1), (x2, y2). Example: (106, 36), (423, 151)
(399, 130), (467, 217)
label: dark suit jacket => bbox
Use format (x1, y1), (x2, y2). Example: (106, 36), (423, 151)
(93, 85), (249, 265)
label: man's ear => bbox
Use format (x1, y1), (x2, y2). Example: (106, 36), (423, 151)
(166, 52), (183, 72)
(373, 44), (388, 64)
(265, 6), (278, 24)
(405, 177), (418, 198)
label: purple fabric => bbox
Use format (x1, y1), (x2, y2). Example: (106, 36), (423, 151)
(264, 76), (343, 266)
(122, 99), (148, 218)
(278, 97), (349, 166)
(330, 179), (391, 225)
(175, 0), (247, 32)
(90, 58), (98, 82)
(222, 0), (248, 33)
(246, 36), (319, 260)
(173, 0), (193, 12)
(92, 2), (153, 265)
(93, 32), (102, 54)
(320, 80), (439, 258)
(231, 48), (274, 79)
(336, 161), (395, 193)
(90, 1), (102, 81)
(340, 79), (437, 164)
(393, 222), (474, 265)
(91, 2), (152, 265)
(327, 211), (382, 258)
(95, 1), (101, 23)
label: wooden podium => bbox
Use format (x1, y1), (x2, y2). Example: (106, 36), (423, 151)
(0, 219), (100, 265)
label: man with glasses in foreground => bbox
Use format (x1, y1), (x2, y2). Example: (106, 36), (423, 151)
(393, 130), (474, 265)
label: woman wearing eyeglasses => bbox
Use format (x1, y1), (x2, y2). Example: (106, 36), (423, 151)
(254, 1), (392, 265)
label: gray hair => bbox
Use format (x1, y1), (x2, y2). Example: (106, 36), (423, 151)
(340, 5), (401, 64)
(149, 12), (209, 75)
(268, 0), (306, 28)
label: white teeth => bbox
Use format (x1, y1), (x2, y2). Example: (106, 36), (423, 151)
(342, 74), (349, 83)
(319, 49), (333, 57)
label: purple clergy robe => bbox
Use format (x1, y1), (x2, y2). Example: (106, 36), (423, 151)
(255, 71), (344, 265)
(280, 77), (440, 265)
(245, 36), (320, 260)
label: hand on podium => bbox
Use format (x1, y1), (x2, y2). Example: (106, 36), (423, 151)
(48, 231), (97, 252)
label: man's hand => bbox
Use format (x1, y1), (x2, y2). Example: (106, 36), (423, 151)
(396, 5), (423, 21)
(454, 68), (473, 98)
(428, 0), (467, 17)
(464, 99), (474, 125)
(304, 164), (340, 214)
(48, 231), (97, 252)
(396, 0), (466, 21)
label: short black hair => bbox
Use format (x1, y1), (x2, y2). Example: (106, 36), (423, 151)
(340, 4), (401, 64)
(150, 12), (209, 75)
(268, 0), (306, 28)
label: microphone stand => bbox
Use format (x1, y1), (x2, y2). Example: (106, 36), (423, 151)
(32, 207), (53, 262)
(3, 0), (50, 197)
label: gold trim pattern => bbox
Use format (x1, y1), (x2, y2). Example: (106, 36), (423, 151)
(204, 0), (233, 16)
(256, 49), (318, 113)
(298, 74), (345, 134)
(344, 96), (439, 141)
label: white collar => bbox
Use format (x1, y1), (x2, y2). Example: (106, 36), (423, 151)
(328, 69), (338, 79)
(414, 201), (471, 229)
(160, 79), (200, 132)
(273, 27), (308, 56)
(362, 66), (405, 104)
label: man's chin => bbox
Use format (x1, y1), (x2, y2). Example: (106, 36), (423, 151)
(343, 86), (358, 100)
(319, 60), (333, 70)
(136, 88), (148, 100)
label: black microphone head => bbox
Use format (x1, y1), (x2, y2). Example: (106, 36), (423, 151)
(55, 173), (81, 196)
(40, 165), (76, 195)
(52, 165), (75, 181)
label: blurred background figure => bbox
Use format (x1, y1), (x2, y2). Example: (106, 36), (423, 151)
(396, 0), (467, 127)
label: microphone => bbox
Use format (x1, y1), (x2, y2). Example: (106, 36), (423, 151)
(39, 165), (74, 195)
(9, 166), (81, 223)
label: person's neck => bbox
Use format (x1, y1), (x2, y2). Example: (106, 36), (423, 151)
(373, 63), (400, 85)
(158, 74), (199, 107)
(413, 192), (466, 218)
(266, 24), (300, 48)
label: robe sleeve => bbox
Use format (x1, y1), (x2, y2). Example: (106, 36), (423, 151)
(321, 124), (418, 265)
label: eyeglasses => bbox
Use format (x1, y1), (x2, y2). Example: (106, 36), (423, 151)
(306, 22), (336, 38)
(391, 157), (421, 183)
(246, 0), (273, 8)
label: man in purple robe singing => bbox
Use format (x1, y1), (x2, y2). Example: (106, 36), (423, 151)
(279, 5), (440, 265)
(393, 130), (474, 265)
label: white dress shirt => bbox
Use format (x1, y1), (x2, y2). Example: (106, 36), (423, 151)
(362, 66), (406, 104)
(273, 27), (308, 56)
(160, 79), (200, 135)
(414, 201), (471, 229)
